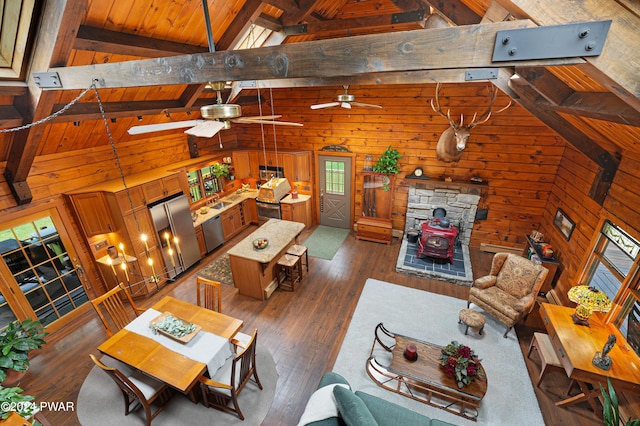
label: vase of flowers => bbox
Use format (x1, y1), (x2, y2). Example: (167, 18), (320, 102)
(439, 341), (483, 388)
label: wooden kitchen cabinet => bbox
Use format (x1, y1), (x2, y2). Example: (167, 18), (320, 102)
(195, 225), (206, 257)
(242, 198), (258, 225)
(282, 152), (311, 182)
(142, 173), (183, 204)
(115, 186), (146, 215)
(281, 197), (312, 228)
(233, 150), (259, 179)
(69, 192), (115, 236)
(221, 204), (243, 239)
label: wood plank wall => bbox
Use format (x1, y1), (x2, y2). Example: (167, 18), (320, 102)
(235, 83), (566, 248)
(1, 82), (638, 309)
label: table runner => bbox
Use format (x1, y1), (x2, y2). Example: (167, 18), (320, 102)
(125, 308), (234, 374)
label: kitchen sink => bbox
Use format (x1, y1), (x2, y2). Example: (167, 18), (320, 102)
(211, 202), (231, 210)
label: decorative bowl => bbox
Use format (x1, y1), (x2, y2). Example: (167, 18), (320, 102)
(252, 238), (269, 250)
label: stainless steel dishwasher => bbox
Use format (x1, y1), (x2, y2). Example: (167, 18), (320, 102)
(202, 215), (224, 253)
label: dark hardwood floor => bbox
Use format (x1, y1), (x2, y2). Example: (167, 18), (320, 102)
(20, 225), (602, 425)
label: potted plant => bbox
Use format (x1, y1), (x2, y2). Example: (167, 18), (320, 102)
(373, 146), (401, 175)
(212, 162), (230, 179)
(0, 385), (43, 426)
(0, 318), (48, 386)
(601, 378), (640, 426)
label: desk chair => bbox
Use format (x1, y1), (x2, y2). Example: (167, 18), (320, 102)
(90, 354), (174, 425)
(90, 283), (145, 337)
(198, 329), (262, 420)
(196, 276), (222, 313)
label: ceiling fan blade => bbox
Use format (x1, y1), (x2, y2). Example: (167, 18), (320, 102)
(234, 115), (282, 122)
(238, 118), (303, 127)
(350, 102), (382, 109)
(184, 120), (226, 138)
(341, 102), (352, 109)
(127, 120), (203, 135)
(310, 102), (339, 110)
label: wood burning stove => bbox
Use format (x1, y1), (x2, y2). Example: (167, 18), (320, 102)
(417, 212), (459, 264)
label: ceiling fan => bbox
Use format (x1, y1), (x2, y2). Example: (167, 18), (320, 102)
(127, 81), (303, 138)
(310, 85), (382, 110)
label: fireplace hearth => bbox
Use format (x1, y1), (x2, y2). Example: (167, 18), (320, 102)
(396, 180), (483, 285)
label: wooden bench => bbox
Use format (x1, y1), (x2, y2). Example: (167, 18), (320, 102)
(527, 332), (564, 387)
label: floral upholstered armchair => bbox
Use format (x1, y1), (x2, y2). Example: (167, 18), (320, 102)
(468, 253), (548, 337)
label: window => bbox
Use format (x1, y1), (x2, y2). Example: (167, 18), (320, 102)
(0, 215), (88, 328)
(581, 219), (640, 356)
(325, 161), (345, 195)
(187, 167), (221, 203)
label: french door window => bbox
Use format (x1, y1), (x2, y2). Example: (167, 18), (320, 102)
(0, 214), (88, 328)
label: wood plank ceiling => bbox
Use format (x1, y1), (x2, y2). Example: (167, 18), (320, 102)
(0, 0), (639, 205)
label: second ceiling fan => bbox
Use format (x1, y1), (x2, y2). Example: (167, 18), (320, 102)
(128, 81), (303, 138)
(311, 85), (382, 110)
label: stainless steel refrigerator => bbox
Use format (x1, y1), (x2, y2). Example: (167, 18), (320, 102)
(148, 194), (200, 280)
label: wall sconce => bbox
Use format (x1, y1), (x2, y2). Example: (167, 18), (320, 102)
(568, 285), (612, 326)
(73, 121), (80, 126)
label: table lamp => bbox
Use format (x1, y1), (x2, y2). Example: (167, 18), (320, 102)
(567, 285), (612, 326)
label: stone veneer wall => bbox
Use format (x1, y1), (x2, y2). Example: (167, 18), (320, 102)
(405, 181), (484, 245)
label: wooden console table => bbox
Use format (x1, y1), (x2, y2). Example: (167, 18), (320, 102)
(540, 303), (640, 413)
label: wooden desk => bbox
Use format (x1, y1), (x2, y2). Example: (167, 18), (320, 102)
(540, 303), (640, 412)
(98, 296), (243, 393)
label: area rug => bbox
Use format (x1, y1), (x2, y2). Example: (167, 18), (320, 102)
(332, 278), (544, 426)
(303, 226), (350, 260)
(76, 343), (277, 426)
(197, 253), (234, 285)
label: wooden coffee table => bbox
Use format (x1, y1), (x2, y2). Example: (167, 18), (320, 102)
(366, 323), (487, 421)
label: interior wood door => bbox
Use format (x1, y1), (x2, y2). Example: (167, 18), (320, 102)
(318, 155), (352, 229)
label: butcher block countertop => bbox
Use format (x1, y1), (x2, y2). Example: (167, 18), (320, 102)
(227, 219), (305, 263)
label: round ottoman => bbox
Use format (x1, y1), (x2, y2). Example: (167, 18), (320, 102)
(459, 309), (486, 335)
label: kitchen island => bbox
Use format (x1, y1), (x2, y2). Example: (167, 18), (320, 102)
(227, 219), (305, 300)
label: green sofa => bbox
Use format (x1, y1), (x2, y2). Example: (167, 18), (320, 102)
(299, 372), (456, 426)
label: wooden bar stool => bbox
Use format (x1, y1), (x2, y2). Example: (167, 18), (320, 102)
(276, 254), (301, 291)
(286, 245), (308, 280)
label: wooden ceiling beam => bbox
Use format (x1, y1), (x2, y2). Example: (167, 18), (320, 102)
(215, 0), (267, 51)
(6, 0), (85, 205)
(0, 82), (28, 97)
(287, 10), (427, 36)
(0, 106), (24, 128)
(47, 21), (586, 91)
(255, 14), (283, 32)
(73, 26), (209, 57)
(508, 74), (619, 205)
(516, 66), (640, 126)
(427, 0), (481, 25)
(279, 0), (320, 26)
(509, 0), (640, 113)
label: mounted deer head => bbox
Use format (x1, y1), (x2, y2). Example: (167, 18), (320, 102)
(431, 83), (512, 163)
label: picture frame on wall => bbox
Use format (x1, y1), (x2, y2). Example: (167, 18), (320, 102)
(554, 208), (575, 241)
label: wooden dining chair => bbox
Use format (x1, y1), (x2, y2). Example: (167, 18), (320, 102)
(90, 354), (174, 426)
(196, 276), (222, 313)
(90, 283), (145, 337)
(198, 329), (262, 420)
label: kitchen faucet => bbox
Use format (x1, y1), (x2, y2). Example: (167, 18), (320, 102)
(209, 193), (220, 206)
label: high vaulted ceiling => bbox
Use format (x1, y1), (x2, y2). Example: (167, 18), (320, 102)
(1, 0), (640, 205)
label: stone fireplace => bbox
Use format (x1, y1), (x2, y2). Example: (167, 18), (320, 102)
(396, 180), (484, 285)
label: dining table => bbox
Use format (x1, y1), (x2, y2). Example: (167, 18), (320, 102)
(97, 295), (243, 393)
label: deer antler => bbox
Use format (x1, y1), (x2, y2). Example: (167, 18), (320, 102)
(468, 85), (512, 128)
(430, 83), (457, 127)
